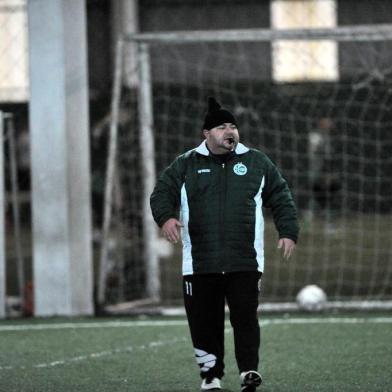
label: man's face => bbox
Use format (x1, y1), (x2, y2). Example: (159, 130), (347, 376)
(203, 123), (240, 154)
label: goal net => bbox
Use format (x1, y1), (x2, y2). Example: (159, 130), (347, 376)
(99, 24), (392, 310)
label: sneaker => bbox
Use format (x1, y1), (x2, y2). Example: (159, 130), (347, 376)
(201, 377), (222, 390)
(240, 370), (262, 392)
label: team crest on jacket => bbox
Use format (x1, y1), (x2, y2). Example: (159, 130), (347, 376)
(233, 162), (247, 176)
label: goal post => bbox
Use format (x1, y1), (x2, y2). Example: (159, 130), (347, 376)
(98, 39), (124, 306)
(99, 39), (160, 306)
(102, 24), (392, 310)
(137, 43), (160, 301)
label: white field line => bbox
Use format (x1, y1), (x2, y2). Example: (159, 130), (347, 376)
(0, 335), (188, 371)
(0, 320), (189, 332)
(0, 317), (392, 332)
(260, 317), (392, 326)
(0, 317), (391, 372)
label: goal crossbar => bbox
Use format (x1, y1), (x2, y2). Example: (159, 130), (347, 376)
(125, 24), (392, 44)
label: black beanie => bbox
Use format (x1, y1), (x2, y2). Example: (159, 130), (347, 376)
(203, 97), (237, 130)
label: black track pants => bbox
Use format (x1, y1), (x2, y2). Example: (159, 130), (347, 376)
(183, 272), (261, 380)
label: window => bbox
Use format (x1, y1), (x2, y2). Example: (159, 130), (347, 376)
(271, 0), (338, 82)
(0, 0), (29, 102)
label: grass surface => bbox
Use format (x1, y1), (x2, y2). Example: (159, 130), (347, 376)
(0, 314), (391, 391)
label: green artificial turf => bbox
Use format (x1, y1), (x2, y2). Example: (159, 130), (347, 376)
(0, 314), (391, 391)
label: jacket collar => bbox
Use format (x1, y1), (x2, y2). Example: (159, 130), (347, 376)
(195, 140), (249, 156)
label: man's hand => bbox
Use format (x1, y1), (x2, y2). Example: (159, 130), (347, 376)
(162, 218), (183, 243)
(278, 238), (296, 259)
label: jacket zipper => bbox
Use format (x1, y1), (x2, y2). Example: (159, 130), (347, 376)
(220, 162), (227, 273)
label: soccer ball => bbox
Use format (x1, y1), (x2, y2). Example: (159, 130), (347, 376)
(296, 285), (327, 311)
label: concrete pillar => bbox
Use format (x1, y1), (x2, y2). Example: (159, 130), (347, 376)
(28, 0), (93, 316)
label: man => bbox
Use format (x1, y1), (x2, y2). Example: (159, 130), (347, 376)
(150, 97), (299, 391)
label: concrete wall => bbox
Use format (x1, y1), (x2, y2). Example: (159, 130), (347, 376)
(86, 0), (392, 87)
(139, 0), (271, 84)
(338, 0), (392, 78)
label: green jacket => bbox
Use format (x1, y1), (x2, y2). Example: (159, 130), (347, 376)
(150, 141), (299, 275)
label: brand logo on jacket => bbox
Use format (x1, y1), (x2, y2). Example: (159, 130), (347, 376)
(198, 169), (211, 174)
(233, 162), (247, 176)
